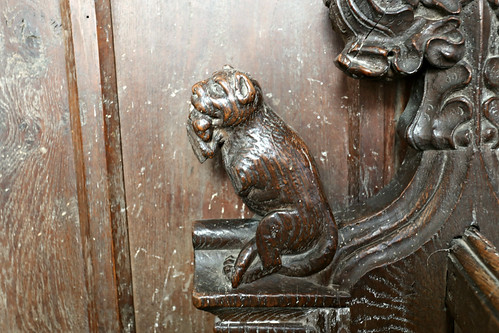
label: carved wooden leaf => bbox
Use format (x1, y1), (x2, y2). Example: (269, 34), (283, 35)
(325, 0), (465, 78)
(421, 0), (461, 14)
(483, 98), (499, 148)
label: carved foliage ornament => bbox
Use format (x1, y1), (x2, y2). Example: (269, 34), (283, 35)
(325, 0), (499, 150)
(323, 0), (466, 78)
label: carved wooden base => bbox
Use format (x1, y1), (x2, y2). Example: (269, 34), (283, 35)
(193, 219), (349, 309)
(213, 308), (350, 333)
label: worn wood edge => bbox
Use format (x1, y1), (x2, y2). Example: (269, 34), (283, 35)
(59, 0), (98, 328)
(450, 233), (499, 310)
(446, 236), (499, 332)
(61, 0), (125, 329)
(463, 227), (499, 280)
(215, 323), (314, 333)
(193, 219), (259, 250)
(211, 307), (350, 332)
(94, 0), (136, 331)
(212, 307), (320, 320)
(192, 290), (350, 309)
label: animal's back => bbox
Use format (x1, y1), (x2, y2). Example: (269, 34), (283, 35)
(225, 104), (333, 251)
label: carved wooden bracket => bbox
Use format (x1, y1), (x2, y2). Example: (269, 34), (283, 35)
(187, 0), (498, 331)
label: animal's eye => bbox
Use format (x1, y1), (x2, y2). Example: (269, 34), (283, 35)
(238, 77), (248, 98)
(210, 82), (225, 97)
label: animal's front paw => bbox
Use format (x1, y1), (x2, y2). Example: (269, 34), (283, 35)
(223, 255), (236, 281)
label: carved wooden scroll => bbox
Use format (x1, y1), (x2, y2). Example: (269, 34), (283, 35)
(324, 0), (499, 291)
(188, 0), (498, 331)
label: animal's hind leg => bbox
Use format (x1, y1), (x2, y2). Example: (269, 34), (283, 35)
(230, 210), (299, 287)
(256, 210), (299, 268)
(230, 238), (258, 288)
(239, 210), (299, 285)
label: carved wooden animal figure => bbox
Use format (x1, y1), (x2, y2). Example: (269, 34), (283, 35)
(187, 66), (338, 287)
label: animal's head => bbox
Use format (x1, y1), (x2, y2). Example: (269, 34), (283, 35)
(187, 66), (263, 162)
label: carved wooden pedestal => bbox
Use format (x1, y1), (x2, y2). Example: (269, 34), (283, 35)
(188, 0), (499, 331)
(193, 219), (350, 332)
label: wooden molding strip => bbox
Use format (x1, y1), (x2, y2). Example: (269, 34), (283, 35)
(446, 227), (499, 333)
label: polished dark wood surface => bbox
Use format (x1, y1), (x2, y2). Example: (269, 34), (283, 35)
(188, 67), (338, 288)
(1, 0), (495, 332)
(446, 227), (499, 332)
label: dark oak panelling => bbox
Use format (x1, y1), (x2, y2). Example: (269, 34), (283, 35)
(0, 0), (90, 330)
(0, 0), (134, 330)
(111, 0), (404, 331)
(62, 0), (123, 330)
(0, 0), (408, 331)
(94, 0), (136, 330)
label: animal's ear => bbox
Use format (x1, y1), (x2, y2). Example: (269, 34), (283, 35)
(235, 73), (256, 105)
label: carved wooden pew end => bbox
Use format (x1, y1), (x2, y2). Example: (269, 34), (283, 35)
(186, 0), (499, 328)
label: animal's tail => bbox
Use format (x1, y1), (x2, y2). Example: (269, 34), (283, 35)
(279, 211), (338, 277)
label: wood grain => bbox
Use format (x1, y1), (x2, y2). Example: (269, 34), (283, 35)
(0, 0), (90, 330)
(111, 0), (402, 331)
(1, 0), (139, 330)
(348, 239), (451, 333)
(94, 0), (136, 330)
(1, 0), (495, 332)
(64, 0), (124, 330)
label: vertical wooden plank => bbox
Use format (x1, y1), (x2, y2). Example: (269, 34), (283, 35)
(0, 0), (90, 330)
(358, 81), (386, 201)
(345, 79), (361, 205)
(345, 79), (407, 204)
(94, 0), (136, 331)
(61, 0), (122, 330)
(382, 80), (411, 186)
(382, 82), (398, 184)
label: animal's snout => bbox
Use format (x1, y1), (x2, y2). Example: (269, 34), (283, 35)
(191, 81), (205, 96)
